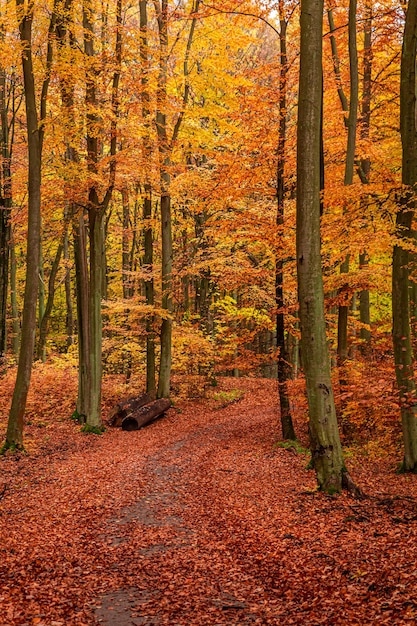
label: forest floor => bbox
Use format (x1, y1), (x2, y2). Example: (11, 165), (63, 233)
(1, 371), (417, 625)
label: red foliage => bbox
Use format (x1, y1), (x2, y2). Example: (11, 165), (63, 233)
(1, 374), (417, 624)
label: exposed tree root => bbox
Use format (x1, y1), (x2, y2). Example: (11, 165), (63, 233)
(342, 470), (364, 499)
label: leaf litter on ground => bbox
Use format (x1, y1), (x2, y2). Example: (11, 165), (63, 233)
(1, 370), (417, 624)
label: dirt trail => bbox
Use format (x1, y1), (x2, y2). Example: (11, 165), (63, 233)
(2, 378), (417, 625)
(93, 379), (290, 625)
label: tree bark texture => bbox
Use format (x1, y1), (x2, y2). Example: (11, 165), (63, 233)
(140, 0), (156, 398)
(337, 0), (358, 366)
(296, 0), (346, 493)
(37, 242), (63, 360)
(393, 0), (417, 471)
(122, 398), (171, 431)
(10, 232), (19, 356)
(154, 0), (199, 399)
(154, 0), (172, 399)
(6, 0), (41, 449)
(108, 393), (154, 427)
(0, 58), (11, 359)
(276, 4), (296, 441)
(358, 3), (372, 349)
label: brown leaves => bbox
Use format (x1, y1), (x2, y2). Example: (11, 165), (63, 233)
(1, 373), (417, 624)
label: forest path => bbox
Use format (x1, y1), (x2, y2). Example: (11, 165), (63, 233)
(94, 378), (299, 625)
(2, 377), (417, 625)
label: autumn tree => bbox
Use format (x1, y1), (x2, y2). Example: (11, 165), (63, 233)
(140, 0), (156, 397)
(0, 40), (13, 361)
(4, 0), (44, 450)
(393, 0), (417, 471)
(357, 0), (372, 350)
(153, 0), (200, 398)
(337, 0), (358, 367)
(297, 0), (356, 493)
(75, 0), (122, 429)
(276, 0), (296, 440)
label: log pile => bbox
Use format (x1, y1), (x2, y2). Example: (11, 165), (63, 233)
(108, 394), (171, 431)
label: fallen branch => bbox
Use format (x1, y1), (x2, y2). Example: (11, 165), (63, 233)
(108, 393), (154, 427)
(121, 398), (171, 431)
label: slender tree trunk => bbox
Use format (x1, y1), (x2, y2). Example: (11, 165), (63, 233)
(56, 0), (91, 414)
(358, 2), (372, 351)
(297, 0), (350, 494)
(83, 0), (103, 428)
(276, 3), (295, 441)
(154, 0), (200, 398)
(359, 251), (371, 346)
(393, 0), (417, 472)
(122, 186), (132, 299)
(88, 203), (104, 428)
(10, 230), (19, 356)
(78, 0), (120, 428)
(327, 7), (348, 115)
(56, 0), (76, 357)
(37, 242), (63, 360)
(140, 0), (156, 397)
(63, 228), (74, 349)
(0, 58), (12, 360)
(38, 236), (46, 361)
(337, 256), (349, 360)
(337, 0), (358, 367)
(73, 214), (91, 419)
(5, 0), (42, 450)
(154, 0), (172, 399)
(143, 188), (156, 397)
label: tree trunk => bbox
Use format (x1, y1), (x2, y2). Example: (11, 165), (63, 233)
(154, 0), (172, 399)
(37, 242), (63, 360)
(88, 205), (104, 428)
(109, 392), (154, 427)
(393, 0), (417, 472)
(5, 0), (42, 450)
(358, 2), (372, 351)
(337, 0), (358, 368)
(122, 398), (170, 431)
(0, 58), (12, 360)
(296, 0), (347, 493)
(143, 186), (156, 397)
(9, 231), (19, 356)
(276, 3), (295, 441)
(359, 252), (371, 347)
(140, 0), (156, 397)
(154, 0), (200, 399)
(63, 228), (74, 349)
(56, 0), (76, 354)
(37, 237), (46, 361)
(83, 0), (103, 428)
(122, 186), (133, 299)
(73, 214), (91, 419)
(78, 0), (120, 428)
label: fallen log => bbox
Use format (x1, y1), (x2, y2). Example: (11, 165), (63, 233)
(108, 393), (154, 427)
(121, 398), (171, 431)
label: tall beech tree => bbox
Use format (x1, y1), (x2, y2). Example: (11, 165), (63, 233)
(276, 0), (296, 441)
(0, 55), (12, 360)
(78, 0), (122, 428)
(140, 0), (156, 398)
(153, 0), (200, 398)
(4, 0), (43, 450)
(337, 0), (358, 367)
(393, 0), (417, 472)
(358, 0), (372, 350)
(297, 0), (355, 493)
(55, 0), (91, 418)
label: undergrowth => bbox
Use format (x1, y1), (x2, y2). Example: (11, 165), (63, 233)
(212, 388), (245, 409)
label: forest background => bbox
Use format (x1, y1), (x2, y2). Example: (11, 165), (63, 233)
(0, 0), (412, 486)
